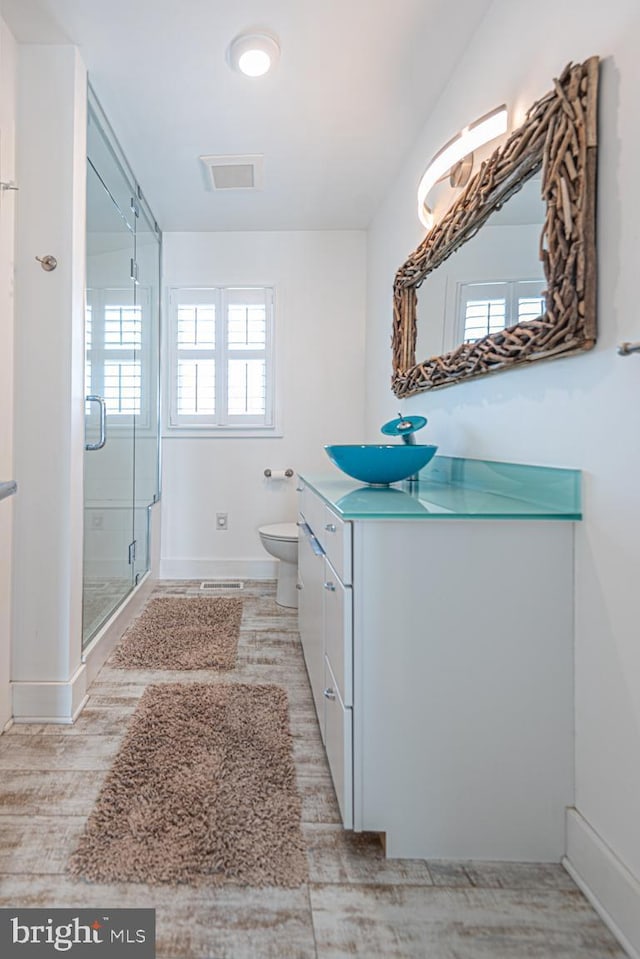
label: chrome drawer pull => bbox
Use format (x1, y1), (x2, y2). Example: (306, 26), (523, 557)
(323, 687), (336, 700)
(323, 581), (336, 591)
(324, 523), (337, 532)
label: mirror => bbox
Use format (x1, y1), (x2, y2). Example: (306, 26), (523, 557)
(416, 175), (546, 359)
(392, 57), (599, 397)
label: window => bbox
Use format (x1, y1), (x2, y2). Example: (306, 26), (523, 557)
(85, 288), (150, 423)
(458, 280), (546, 343)
(168, 287), (275, 432)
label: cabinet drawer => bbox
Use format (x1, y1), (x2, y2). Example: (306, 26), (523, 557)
(321, 505), (352, 585)
(323, 656), (353, 829)
(298, 481), (326, 540)
(297, 522), (326, 741)
(323, 558), (353, 706)
(298, 481), (352, 584)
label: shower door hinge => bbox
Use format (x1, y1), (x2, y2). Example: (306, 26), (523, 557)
(128, 540), (137, 565)
(130, 197), (140, 218)
(130, 258), (139, 283)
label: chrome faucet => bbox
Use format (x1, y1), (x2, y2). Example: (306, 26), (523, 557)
(380, 411), (429, 484)
(395, 413), (416, 445)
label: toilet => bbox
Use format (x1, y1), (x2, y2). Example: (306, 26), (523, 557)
(258, 522), (299, 608)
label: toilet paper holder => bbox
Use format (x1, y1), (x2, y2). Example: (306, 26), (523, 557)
(264, 468), (294, 478)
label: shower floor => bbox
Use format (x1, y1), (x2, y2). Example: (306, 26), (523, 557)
(82, 576), (134, 645)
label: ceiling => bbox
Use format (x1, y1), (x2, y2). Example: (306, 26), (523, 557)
(0, 0), (492, 232)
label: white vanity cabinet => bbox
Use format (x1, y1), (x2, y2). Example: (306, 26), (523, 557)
(297, 518), (325, 732)
(297, 463), (579, 861)
(298, 482), (354, 825)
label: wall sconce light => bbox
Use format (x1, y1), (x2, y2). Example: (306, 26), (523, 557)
(228, 31), (281, 78)
(417, 105), (508, 229)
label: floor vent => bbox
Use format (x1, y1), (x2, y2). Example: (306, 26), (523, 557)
(199, 580), (244, 591)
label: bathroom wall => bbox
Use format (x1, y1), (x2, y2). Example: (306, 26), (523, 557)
(0, 13), (16, 729)
(11, 43), (88, 720)
(161, 230), (366, 579)
(366, 0), (640, 952)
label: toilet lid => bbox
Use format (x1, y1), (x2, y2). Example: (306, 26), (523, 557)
(259, 522), (298, 541)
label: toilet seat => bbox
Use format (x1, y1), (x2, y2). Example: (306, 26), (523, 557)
(258, 522), (298, 542)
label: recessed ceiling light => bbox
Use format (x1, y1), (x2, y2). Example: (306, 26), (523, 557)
(228, 32), (280, 78)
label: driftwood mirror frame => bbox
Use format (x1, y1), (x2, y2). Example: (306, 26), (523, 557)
(392, 57), (599, 398)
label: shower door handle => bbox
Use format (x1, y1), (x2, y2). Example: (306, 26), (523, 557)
(85, 395), (107, 450)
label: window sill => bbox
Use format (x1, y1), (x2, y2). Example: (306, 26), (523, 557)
(162, 427), (283, 440)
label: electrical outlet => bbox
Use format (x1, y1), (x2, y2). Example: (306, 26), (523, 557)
(216, 512), (228, 531)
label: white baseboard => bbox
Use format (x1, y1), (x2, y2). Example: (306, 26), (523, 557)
(565, 807), (640, 958)
(159, 558), (277, 580)
(11, 574), (157, 723)
(82, 571), (155, 687)
(12, 663), (88, 724)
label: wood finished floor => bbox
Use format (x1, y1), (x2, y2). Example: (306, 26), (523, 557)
(0, 581), (628, 959)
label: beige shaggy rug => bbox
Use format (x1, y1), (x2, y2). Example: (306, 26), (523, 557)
(111, 597), (242, 670)
(68, 683), (308, 886)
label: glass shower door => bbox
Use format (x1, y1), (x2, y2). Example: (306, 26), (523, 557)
(132, 200), (161, 583)
(82, 161), (137, 644)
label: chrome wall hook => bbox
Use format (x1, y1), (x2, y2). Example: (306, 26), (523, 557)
(35, 255), (57, 271)
(0, 180), (18, 192)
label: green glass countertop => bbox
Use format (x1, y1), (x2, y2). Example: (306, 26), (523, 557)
(299, 455), (582, 521)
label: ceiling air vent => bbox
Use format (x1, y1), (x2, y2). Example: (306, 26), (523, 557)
(200, 154), (264, 191)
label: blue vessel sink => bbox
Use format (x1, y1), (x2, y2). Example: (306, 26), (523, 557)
(325, 444), (438, 486)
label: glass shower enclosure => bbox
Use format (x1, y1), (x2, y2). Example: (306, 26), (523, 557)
(82, 89), (161, 647)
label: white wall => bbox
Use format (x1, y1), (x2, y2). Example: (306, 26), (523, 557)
(366, 0), (640, 952)
(161, 231), (366, 579)
(0, 14), (16, 729)
(12, 44), (88, 721)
